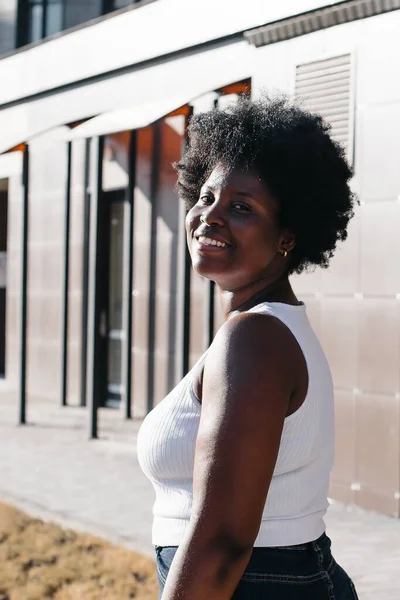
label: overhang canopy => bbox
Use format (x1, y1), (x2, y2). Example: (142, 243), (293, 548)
(67, 77), (251, 140)
(67, 95), (191, 140)
(0, 40), (252, 155)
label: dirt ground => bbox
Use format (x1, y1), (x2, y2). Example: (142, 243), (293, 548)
(0, 502), (158, 600)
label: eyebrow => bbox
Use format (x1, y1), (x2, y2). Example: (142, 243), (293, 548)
(201, 185), (258, 199)
(236, 190), (257, 199)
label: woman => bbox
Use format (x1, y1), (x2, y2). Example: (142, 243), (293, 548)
(137, 96), (358, 599)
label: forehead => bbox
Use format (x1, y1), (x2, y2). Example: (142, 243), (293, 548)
(203, 164), (267, 196)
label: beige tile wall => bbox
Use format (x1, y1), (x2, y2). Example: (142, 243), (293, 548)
(292, 185), (400, 518)
(26, 130), (69, 404)
(4, 164), (24, 390)
(152, 118), (184, 405)
(67, 139), (86, 405)
(131, 127), (153, 418)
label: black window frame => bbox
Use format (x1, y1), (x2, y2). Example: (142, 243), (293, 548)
(17, 0), (66, 47)
(16, 0), (147, 48)
(101, 0), (140, 14)
(0, 182), (8, 378)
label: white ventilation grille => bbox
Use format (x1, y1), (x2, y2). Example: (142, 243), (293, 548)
(295, 54), (353, 157)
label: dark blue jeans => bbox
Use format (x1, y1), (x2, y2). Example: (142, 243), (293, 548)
(155, 533), (358, 599)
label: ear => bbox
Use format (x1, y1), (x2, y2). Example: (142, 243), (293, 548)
(279, 229), (296, 255)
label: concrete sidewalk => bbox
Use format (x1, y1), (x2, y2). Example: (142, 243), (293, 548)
(0, 395), (399, 600)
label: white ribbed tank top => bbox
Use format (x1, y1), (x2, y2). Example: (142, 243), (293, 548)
(137, 301), (335, 547)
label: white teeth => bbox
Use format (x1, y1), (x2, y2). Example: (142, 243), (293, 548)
(198, 235), (228, 248)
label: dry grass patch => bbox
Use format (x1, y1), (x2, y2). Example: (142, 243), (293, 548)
(0, 502), (158, 600)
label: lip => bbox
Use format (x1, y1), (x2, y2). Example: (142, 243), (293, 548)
(194, 236), (231, 254)
(194, 238), (230, 252)
(194, 231), (231, 248)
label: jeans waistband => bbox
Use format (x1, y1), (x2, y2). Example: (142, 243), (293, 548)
(155, 533), (330, 553)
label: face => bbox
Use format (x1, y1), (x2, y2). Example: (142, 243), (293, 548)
(186, 164), (292, 291)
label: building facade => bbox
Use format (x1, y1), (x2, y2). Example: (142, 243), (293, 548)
(1, 0), (400, 517)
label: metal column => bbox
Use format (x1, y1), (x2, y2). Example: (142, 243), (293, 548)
(175, 108), (194, 382)
(61, 142), (72, 407)
(124, 132), (136, 420)
(205, 280), (215, 349)
(146, 123), (161, 414)
(175, 197), (192, 383)
(87, 137), (103, 439)
(80, 139), (91, 407)
(19, 146), (29, 425)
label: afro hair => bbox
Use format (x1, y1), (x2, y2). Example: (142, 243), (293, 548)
(175, 94), (357, 274)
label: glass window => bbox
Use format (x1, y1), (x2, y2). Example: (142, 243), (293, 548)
(113, 0), (132, 8)
(22, 0), (66, 44)
(112, 0), (138, 9)
(45, 0), (64, 36)
(0, 0), (18, 55)
(102, 132), (130, 192)
(19, 0), (143, 47)
(28, 1), (44, 43)
(107, 199), (127, 405)
(64, 0), (102, 30)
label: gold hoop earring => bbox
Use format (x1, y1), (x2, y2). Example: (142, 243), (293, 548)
(282, 250), (288, 258)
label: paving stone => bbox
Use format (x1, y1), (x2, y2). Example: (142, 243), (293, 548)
(0, 394), (399, 598)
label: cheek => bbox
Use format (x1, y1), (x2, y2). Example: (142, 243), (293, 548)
(239, 224), (279, 264)
(185, 209), (198, 252)
(237, 219), (272, 244)
(185, 207), (197, 234)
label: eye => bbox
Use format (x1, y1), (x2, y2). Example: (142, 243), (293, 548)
(199, 194), (213, 205)
(232, 202), (251, 212)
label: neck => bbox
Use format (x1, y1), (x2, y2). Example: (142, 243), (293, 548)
(218, 274), (298, 320)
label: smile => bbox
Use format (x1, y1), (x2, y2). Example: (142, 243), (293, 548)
(197, 235), (229, 248)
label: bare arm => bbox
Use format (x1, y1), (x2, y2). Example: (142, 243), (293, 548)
(160, 312), (302, 600)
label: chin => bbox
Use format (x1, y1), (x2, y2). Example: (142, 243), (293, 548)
(190, 248), (239, 285)
(192, 262), (235, 289)
(190, 257), (220, 279)
(192, 261), (217, 281)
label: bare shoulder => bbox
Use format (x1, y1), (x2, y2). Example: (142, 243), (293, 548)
(200, 310), (307, 415)
(207, 311), (300, 370)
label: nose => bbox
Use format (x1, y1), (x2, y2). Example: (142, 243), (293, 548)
(201, 201), (225, 227)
